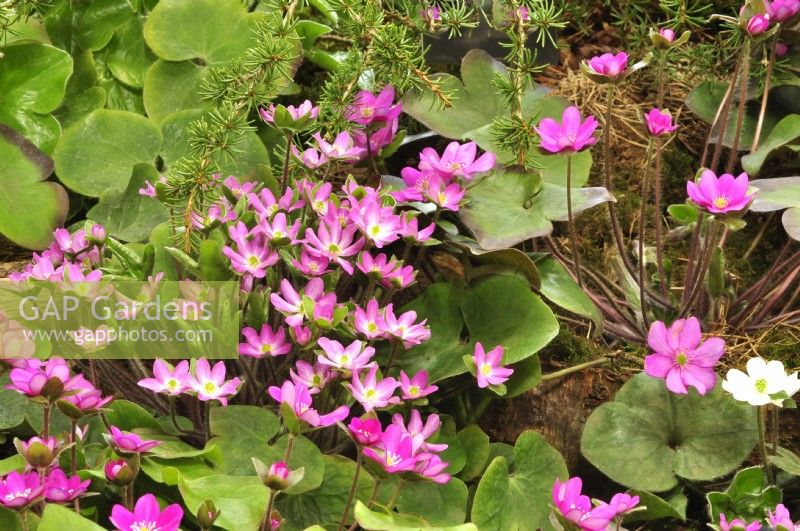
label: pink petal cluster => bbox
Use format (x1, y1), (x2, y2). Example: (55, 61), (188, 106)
(746, 13), (771, 34)
(107, 426), (161, 454)
(473, 343), (514, 388)
(347, 365), (401, 411)
(356, 253), (417, 289)
(718, 514), (761, 531)
(110, 493), (183, 531)
(290, 360), (335, 394)
(137, 359), (191, 396)
(644, 317), (725, 395)
(534, 106), (599, 153)
(659, 28), (676, 42)
(43, 468), (91, 503)
(687, 170), (754, 214)
(188, 358), (241, 406)
(586, 51), (629, 78)
(768, 503), (800, 530)
(399, 369), (438, 400)
(9, 225), (106, 281)
(644, 108), (678, 137)
(352, 299), (430, 346)
(346, 86), (402, 126)
(239, 324), (291, 358)
(552, 477), (639, 530)
(0, 471), (44, 509)
(268, 380), (350, 428)
(767, 0), (800, 21)
(259, 100), (319, 124)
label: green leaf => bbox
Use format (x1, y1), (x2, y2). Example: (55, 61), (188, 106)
(626, 488), (687, 522)
(742, 114), (800, 175)
(396, 275), (558, 383)
(0, 455), (25, 476)
(87, 163), (169, 242)
(706, 467), (782, 523)
(354, 501), (478, 531)
(103, 399), (162, 430)
(471, 430), (568, 531)
(668, 204), (699, 225)
(44, 0), (133, 52)
(581, 373), (758, 492)
(106, 15), (156, 89)
(52, 50), (106, 129)
(456, 425), (490, 482)
(460, 167), (613, 250)
(0, 508), (26, 531)
(0, 42), (72, 154)
(749, 177), (800, 241)
(532, 254), (602, 330)
(142, 60), (205, 122)
(770, 446), (800, 476)
(144, 0), (264, 64)
(39, 503), (105, 531)
(180, 474), (268, 531)
(397, 478), (469, 526)
(0, 383), (28, 430)
(0, 126), (68, 250)
(277, 455), (375, 531)
(54, 109), (162, 197)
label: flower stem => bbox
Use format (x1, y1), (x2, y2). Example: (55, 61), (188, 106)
(540, 357), (610, 382)
(565, 154), (583, 288)
(752, 37), (778, 153)
(259, 490), (277, 531)
(680, 218), (720, 316)
(280, 131), (294, 191)
(385, 340), (401, 372)
(652, 135), (668, 298)
(71, 419), (81, 513)
(42, 403), (51, 439)
(638, 140), (654, 328)
(20, 510), (29, 531)
(338, 447), (363, 531)
(283, 433), (296, 461)
(770, 404), (779, 456)
(757, 405), (773, 484)
(725, 37), (751, 174)
(387, 478), (405, 509)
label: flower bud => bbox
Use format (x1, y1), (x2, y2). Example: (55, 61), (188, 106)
(745, 13), (771, 35)
(196, 499), (221, 528)
(15, 436), (58, 469)
(104, 457), (137, 486)
(269, 510), (283, 530)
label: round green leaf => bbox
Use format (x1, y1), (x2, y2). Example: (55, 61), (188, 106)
(471, 430), (568, 531)
(180, 474), (267, 531)
(87, 163), (169, 242)
(0, 42), (72, 153)
(456, 425), (490, 482)
(580, 373), (758, 492)
(39, 503), (105, 531)
(0, 384), (29, 430)
(44, 0), (133, 52)
(142, 60), (206, 122)
(460, 167), (613, 250)
(106, 15), (156, 89)
(103, 399), (162, 431)
(533, 254), (603, 330)
(396, 478), (469, 526)
(144, 0), (263, 64)
(53, 109), (162, 196)
(626, 488), (687, 523)
(0, 126), (68, 250)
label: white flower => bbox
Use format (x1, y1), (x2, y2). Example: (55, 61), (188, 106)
(721, 358), (800, 407)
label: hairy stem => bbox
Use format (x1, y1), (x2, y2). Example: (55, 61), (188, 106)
(565, 154), (583, 288)
(653, 135), (668, 297)
(751, 37), (777, 153)
(338, 447), (363, 531)
(638, 140), (654, 328)
(725, 38), (751, 174)
(540, 357), (611, 381)
(758, 405), (773, 484)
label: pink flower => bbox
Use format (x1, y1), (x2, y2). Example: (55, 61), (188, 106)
(110, 493), (183, 531)
(188, 358), (241, 406)
(270, 278), (326, 327)
(659, 28), (676, 42)
(644, 317), (725, 395)
(349, 417), (382, 445)
(422, 5), (441, 22)
(425, 177), (465, 212)
(240, 324), (291, 358)
(292, 145), (329, 169)
(776, 42), (790, 57)
(473, 343), (514, 388)
(719, 514), (762, 531)
(392, 410), (447, 453)
(259, 100), (319, 123)
(347, 86), (402, 126)
(746, 13), (771, 34)
(107, 426), (161, 454)
(607, 492), (640, 517)
(552, 477), (616, 531)
(222, 222), (279, 278)
(354, 299), (387, 340)
(44, 468), (91, 503)
(347, 365), (401, 411)
(534, 106), (599, 153)
(248, 187), (303, 219)
(767, 503), (798, 530)
(268, 461), (290, 480)
(413, 453), (450, 484)
(62, 385), (113, 413)
(314, 131), (366, 161)
(767, 0), (800, 21)
(398, 213), (435, 244)
(382, 304), (431, 348)
(291, 249), (332, 277)
(289, 360), (334, 394)
(139, 180), (156, 197)
(268, 380), (350, 428)
(393, 167), (438, 202)
(363, 424), (416, 473)
(260, 212), (301, 245)
(138, 359), (190, 396)
(399, 370), (438, 400)
(221, 175), (256, 198)
(0, 471), (44, 509)
(644, 108), (678, 137)
(353, 118), (399, 155)
(350, 199), (400, 248)
(686, 169), (754, 214)
(418, 141), (496, 181)
(317, 337), (376, 372)
(104, 459), (134, 484)
(586, 51), (629, 78)
(7, 357), (89, 399)
(304, 220), (365, 274)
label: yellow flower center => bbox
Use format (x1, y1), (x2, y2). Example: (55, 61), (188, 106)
(480, 363), (492, 375)
(755, 378), (768, 393)
(204, 382), (217, 394)
(713, 196), (729, 209)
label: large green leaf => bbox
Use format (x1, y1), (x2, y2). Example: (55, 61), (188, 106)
(0, 126), (68, 250)
(532, 254), (603, 330)
(53, 51), (106, 129)
(53, 109), (162, 196)
(741, 114), (800, 175)
(106, 15), (156, 89)
(396, 275), (558, 383)
(626, 488), (687, 523)
(144, 0), (264, 64)
(39, 504), (105, 531)
(581, 373), (758, 492)
(471, 430), (568, 531)
(706, 467), (781, 524)
(180, 474), (267, 531)
(0, 377), (29, 430)
(460, 167), (613, 250)
(749, 177), (800, 241)
(87, 163), (169, 242)
(142, 60), (206, 122)
(456, 425), (490, 482)
(396, 478), (469, 527)
(276, 455), (374, 531)
(44, 0), (133, 52)
(354, 501), (478, 531)
(0, 42), (72, 154)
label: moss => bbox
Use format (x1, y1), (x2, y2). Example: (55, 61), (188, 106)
(540, 327), (612, 366)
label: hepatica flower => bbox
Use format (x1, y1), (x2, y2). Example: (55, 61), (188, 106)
(347, 85), (402, 126)
(534, 106), (599, 154)
(399, 370), (438, 400)
(349, 417), (382, 445)
(268, 380), (350, 428)
(767, 0), (800, 22)
(585, 51), (629, 78)
(382, 304), (431, 348)
(314, 131), (366, 162)
(418, 141), (496, 180)
(718, 514), (762, 531)
(239, 324), (291, 358)
(107, 426), (161, 454)
(363, 424), (416, 473)
(110, 493), (183, 531)
(0, 471), (44, 509)
(347, 365), (401, 411)
(317, 337), (376, 372)
(472, 343), (513, 388)
(44, 468), (91, 503)
(768, 503), (799, 530)
(304, 219), (365, 274)
(189, 358), (241, 406)
(644, 317), (725, 395)
(687, 170), (754, 214)
(552, 477), (637, 531)
(289, 360), (334, 394)
(644, 108), (678, 137)
(746, 13), (771, 35)
(137, 359), (190, 396)
(722, 357), (800, 406)
(392, 410), (447, 453)
(271, 278), (326, 327)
